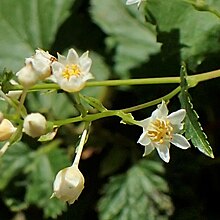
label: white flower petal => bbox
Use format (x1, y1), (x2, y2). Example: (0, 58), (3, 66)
(138, 118), (151, 128)
(151, 101), (168, 119)
(67, 48), (79, 64)
(158, 100), (169, 117)
(126, 0), (140, 5)
(171, 134), (190, 149)
(57, 53), (67, 65)
(143, 143), (155, 156)
(156, 143), (170, 163)
(168, 109), (186, 125)
(80, 58), (92, 73)
(138, 131), (151, 146)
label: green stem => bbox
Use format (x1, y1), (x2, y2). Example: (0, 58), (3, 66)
(53, 86), (181, 127)
(187, 69), (220, 87)
(9, 69), (220, 92)
(72, 123), (90, 167)
(66, 92), (87, 117)
(122, 86), (181, 113)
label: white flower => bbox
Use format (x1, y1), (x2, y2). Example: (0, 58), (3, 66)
(0, 118), (16, 141)
(138, 101), (190, 163)
(23, 113), (47, 138)
(51, 165), (85, 204)
(25, 49), (56, 80)
(16, 49), (56, 88)
(126, 0), (143, 7)
(51, 48), (93, 92)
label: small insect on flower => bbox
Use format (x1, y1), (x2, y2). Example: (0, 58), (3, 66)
(137, 101), (190, 162)
(51, 48), (94, 93)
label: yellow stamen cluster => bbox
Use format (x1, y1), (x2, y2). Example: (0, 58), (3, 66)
(62, 64), (81, 80)
(147, 119), (173, 144)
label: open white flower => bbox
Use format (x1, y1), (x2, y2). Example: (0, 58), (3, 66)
(51, 165), (85, 204)
(51, 48), (93, 92)
(126, 0), (143, 7)
(137, 101), (190, 162)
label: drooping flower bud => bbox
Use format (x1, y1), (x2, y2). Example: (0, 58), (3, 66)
(0, 118), (17, 141)
(51, 165), (85, 204)
(23, 113), (47, 138)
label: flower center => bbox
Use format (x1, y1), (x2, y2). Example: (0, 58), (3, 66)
(62, 64), (81, 80)
(147, 119), (173, 144)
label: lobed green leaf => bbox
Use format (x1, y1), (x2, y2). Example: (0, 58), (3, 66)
(145, 0), (220, 70)
(98, 159), (173, 220)
(90, 0), (160, 78)
(0, 0), (74, 72)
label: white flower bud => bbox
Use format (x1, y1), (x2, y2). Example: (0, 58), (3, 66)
(0, 118), (17, 141)
(16, 63), (39, 88)
(23, 113), (47, 138)
(51, 165), (85, 204)
(16, 49), (56, 88)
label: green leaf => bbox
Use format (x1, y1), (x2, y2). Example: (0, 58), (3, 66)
(25, 143), (69, 218)
(26, 91), (78, 119)
(179, 64), (214, 158)
(98, 159), (173, 220)
(145, 0), (220, 70)
(90, 0), (160, 78)
(0, 0), (74, 71)
(0, 142), (32, 190)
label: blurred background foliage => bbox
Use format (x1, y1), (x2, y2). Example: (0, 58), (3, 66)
(1, 0), (220, 219)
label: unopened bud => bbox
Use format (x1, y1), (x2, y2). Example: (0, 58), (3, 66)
(51, 165), (85, 204)
(16, 63), (39, 88)
(0, 119), (17, 141)
(23, 113), (47, 138)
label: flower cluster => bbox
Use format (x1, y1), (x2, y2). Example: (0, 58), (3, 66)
(16, 48), (93, 92)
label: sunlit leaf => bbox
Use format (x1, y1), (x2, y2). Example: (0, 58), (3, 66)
(0, 0), (74, 71)
(98, 159), (173, 220)
(90, 0), (160, 78)
(179, 64), (214, 158)
(145, 0), (220, 70)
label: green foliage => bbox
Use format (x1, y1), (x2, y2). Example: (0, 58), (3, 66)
(25, 142), (69, 218)
(145, 0), (220, 70)
(0, 142), (32, 190)
(179, 64), (214, 158)
(0, 0), (74, 71)
(0, 141), (70, 218)
(90, 0), (160, 78)
(98, 159), (173, 220)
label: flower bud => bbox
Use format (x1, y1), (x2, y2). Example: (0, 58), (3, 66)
(0, 119), (17, 141)
(23, 113), (47, 138)
(51, 165), (85, 204)
(16, 63), (39, 88)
